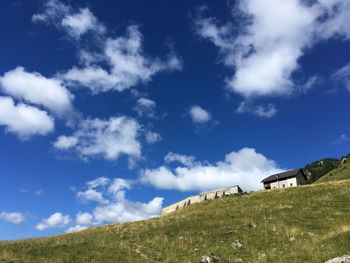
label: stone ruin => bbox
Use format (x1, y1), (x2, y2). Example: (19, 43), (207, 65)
(161, 185), (243, 215)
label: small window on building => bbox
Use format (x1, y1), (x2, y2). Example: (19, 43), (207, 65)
(283, 184), (285, 188)
(290, 183), (293, 186)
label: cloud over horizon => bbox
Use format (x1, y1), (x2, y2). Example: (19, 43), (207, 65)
(62, 177), (163, 232)
(141, 148), (284, 192)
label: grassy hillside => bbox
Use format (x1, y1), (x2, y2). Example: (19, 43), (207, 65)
(315, 161), (350, 184)
(303, 158), (340, 183)
(1, 179), (350, 262)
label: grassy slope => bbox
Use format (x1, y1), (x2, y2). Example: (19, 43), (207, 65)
(315, 161), (350, 184)
(1, 179), (350, 262)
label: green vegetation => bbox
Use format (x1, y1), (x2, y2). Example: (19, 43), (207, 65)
(1, 177), (350, 262)
(303, 158), (340, 183)
(315, 160), (350, 184)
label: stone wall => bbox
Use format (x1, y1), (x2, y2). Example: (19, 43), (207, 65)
(161, 185), (243, 215)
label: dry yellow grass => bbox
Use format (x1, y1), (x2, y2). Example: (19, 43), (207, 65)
(1, 170), (350, 262)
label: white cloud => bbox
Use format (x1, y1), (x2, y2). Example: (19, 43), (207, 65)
(332, 134), (350, 145)
(145, 131), (162, 144)
(77, 189), (109, 204)
(33, 1), (182, 93)
(32, 0), (69, 23)
(332, 63), (350, 91)
(254, 104), (277, 118)
(33, 0), (105, 39)
(61, 8), (105, 39)
(135, 97), (156, 117)
(63, 26), (182, 93)
(0, 212), (25, 224)
(164, 152), (198, 167)
(189, 105), (211, 123)
(237, 101), (277, 118)
(54, 116), (141, 161)
(0, 67), (74, 117)
(36, 212), (71, 230)
(68, 177), (163, 227)
(65, 224), (88, 233)
(317, 0), (350, 40)
(93, 196), (163, 224)
(141, 148), (283, 192)
(108, 178), (131, 195)
(53, 135), (78, 150)
(195, 0), (350, 98)
(76, 212), (93, 226)
(76, 178), (132, 206)
(0, 96), (54, 139)
(86, 177), (110, 189)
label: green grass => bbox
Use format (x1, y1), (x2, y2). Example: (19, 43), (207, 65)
(1, 180), (350, 262)
(315, 161), (350, 184)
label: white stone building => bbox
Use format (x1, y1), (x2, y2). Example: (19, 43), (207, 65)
(261, 169), (307, 190)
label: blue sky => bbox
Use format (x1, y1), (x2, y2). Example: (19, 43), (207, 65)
(0, 0), (349, 240)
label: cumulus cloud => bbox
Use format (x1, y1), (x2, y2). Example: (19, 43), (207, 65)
(134, 97), (156, 117)
(86, 177), (110, 189)
(33, 0), (182, 94)
(53, 116), (141, 161)
(36, 212), (71, 230)
(0, 96), (54, 139)
(317, 0), (350, 39)
(189, 105), (212, 123)
(32, 0), (105, 39)
(164, 152), (198, 167)
(0, 67), (74, 117)
(145, 131), (162, 144)
(332, 63), (350, 91)
(141, 148), (283, 191)
(53, 135), (78, 150)
(66, 177), (163, 229)
(195, 0), (350, 98)
(77, 189), (109, 204)
(63, 25), (182, 93)
(76, 212), (93, 225)
(0, 212), (25, 224)
(93, 196), (163, 224)
(61, 8), (105, 39)
(237, 101), (277, 118)
(65, 224), (88, 233)
(108, 178), (131, 195)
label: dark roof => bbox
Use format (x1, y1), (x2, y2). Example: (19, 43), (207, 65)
(261, 169), (305, 183)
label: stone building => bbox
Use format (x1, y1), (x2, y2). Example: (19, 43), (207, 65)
(261, 169), (307, 190)
(161, 185), (243, 215)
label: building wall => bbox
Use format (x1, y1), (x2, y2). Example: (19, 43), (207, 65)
(162, 185), (242, 215)
(296, 172), (307, 185)
(270, 177), (297, 189)
(267, 171), (307, 190)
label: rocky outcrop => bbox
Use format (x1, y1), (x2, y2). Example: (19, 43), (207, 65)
(200, 254), (228, 263)
(324, 255), (350, 263)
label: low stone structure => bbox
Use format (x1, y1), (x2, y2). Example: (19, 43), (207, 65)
(162, 185), (243, 215)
